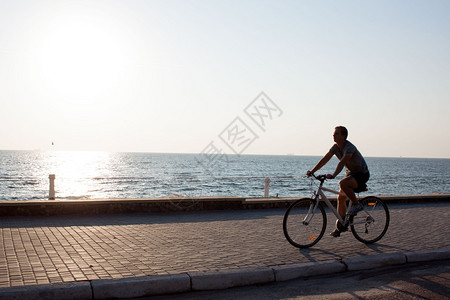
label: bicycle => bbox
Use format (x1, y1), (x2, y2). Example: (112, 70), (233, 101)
(283, 174), (389, 248)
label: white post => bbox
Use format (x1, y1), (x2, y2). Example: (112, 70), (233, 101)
(264, 177), (270, 198)
(49, 174), (56, 200)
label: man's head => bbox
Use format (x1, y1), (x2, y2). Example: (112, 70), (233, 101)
(333, 126), (348, 143)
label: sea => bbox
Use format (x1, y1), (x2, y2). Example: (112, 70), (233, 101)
(0, 150), (449, 201)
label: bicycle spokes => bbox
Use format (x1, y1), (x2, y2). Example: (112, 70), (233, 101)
(350, 196), (390, 244)
(283, 199), (327, 248)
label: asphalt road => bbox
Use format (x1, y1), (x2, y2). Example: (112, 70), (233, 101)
(149, 259), (450, 300)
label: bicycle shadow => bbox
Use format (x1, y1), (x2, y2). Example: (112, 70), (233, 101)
(361, 243), (411, 254)
(296, 247), (346, 262)
(296, 242), (413, 264)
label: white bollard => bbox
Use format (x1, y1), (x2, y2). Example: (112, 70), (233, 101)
(264, 178), (270, 198)
(49, 174), (56, 200)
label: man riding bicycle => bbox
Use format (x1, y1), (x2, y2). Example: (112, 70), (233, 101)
(307, 126), (370, 237)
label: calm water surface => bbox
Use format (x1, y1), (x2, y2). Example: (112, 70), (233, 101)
(0, 151), (449, 200)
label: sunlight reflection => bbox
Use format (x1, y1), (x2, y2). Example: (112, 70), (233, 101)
(47, 151), (111, 199)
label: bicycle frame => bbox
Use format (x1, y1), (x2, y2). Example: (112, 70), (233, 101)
(310, 178), (356, 226)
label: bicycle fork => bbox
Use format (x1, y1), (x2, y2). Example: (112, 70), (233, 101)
(302, 199), (319, 225)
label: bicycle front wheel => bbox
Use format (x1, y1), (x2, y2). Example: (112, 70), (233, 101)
(283, 198), (326, 248)
(350, 196), (390, 244)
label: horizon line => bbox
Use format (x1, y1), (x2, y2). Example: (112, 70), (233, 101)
(0, 149), (449, 160)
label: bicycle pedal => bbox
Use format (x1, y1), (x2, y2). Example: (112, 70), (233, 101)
(335, 220), (348, 232)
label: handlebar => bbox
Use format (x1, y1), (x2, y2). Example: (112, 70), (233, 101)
(307, 173), (329, 183)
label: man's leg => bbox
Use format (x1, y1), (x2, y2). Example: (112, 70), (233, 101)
(332, 176), (360, 237)
(337, 191), (347, 219)
(339, 175), (366, 217)
(339, 176), (359, 205)
(331, 191), (349, 237)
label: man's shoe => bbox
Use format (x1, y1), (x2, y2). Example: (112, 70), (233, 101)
(348, 203), (363, 216)
(329, 229), (341, 237)
(336, 219), (349, 232)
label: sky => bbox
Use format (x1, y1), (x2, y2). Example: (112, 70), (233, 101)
(0, 0), (449, 158)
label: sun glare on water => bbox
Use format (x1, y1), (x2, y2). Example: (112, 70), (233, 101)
(47, 151), (112, 199)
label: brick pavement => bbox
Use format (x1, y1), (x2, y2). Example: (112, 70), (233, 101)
(0, 202), (449, 288)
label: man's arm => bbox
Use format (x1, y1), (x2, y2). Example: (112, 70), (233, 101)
(330, 153), (352, 178)
(309, 151), (334, 175)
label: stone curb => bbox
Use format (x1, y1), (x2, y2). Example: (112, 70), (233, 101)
(343, 252), (407, 271)
(1, 249), (449, 299)
(272, 260), (346, 282)
(405, 248), (450, 263)
(190, 267), (274, 291)
(0, 281), (92, 300)
(91, 273), (191, 299)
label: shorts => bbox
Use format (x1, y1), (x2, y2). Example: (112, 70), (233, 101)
(346, 172), (370, 193)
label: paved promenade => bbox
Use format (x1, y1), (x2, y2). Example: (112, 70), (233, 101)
(0, 202), (449, 297)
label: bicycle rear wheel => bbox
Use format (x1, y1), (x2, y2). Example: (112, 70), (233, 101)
(283, 198), (326, 248)
(350, 196), (389, 244)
